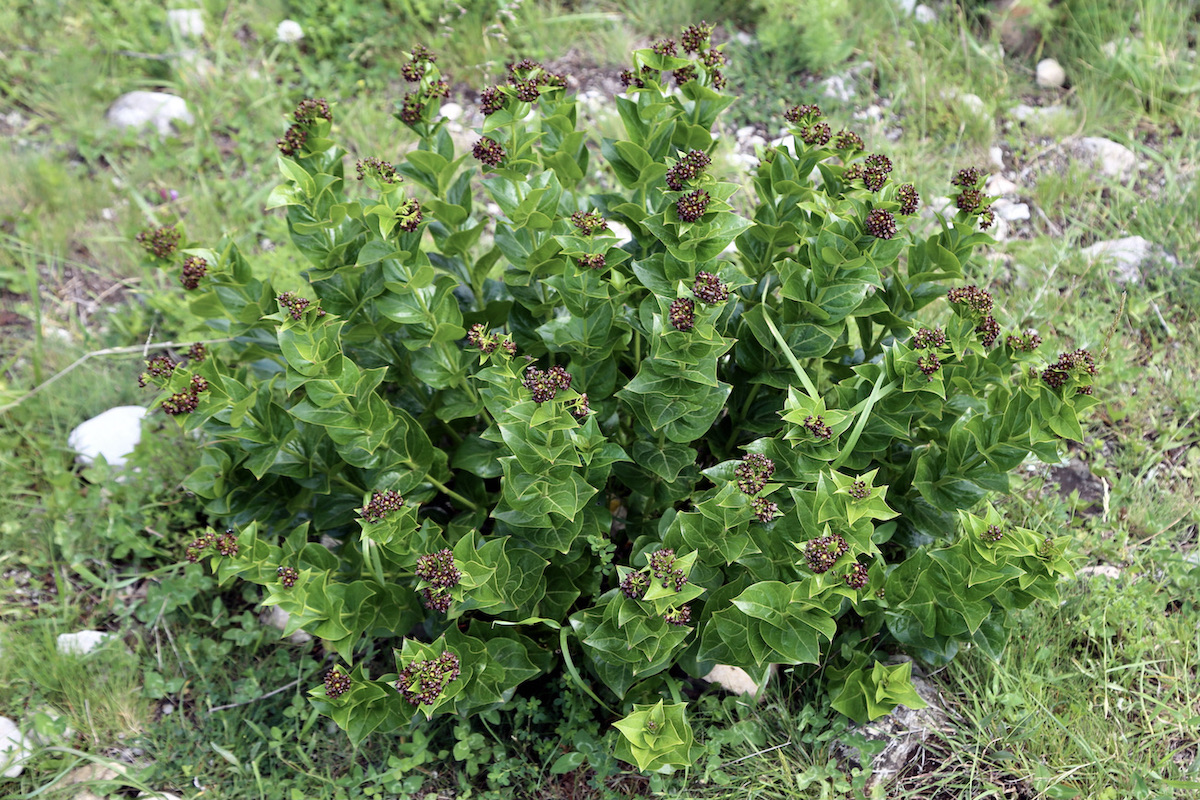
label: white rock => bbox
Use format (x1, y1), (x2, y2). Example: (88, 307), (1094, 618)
(1036, 58), (1066, 88)
(57, 630), (117, 655)
(1075, 136), (1137, 180)
(994, 200), (1030, 222)
(896, 0), (917, 13)
(1082, 235), (1178, 285)
(959, 92), (988, 119)
(820, 74), (854, 103)
(701, 664), (772, 700)
(989, 215), (1010, 242)
(1077, 565), (1122, 579)
(985, 174), (1017, 196)
(837, 674), (952, 789)
(260, 606), (313, 644)
(107, 92), (193, 137)
(166, 9), (205, 39)
(1011, 103), (1073, 127)
(735, 125), (755, 140)
(0, 716), (29, 778)
(913, 4), (937, 24)
(607, 220), (633, 248)
(728, 152), (758, 170)
(1101, 38), (1132, 58)
(276, 19), (304, 44)
(138, 793), (182, 800)
(733, 31), (755, 47)
(989, 146), (1005, 169)
(68, 405), (148, 469)
(440, 102), (463, 122)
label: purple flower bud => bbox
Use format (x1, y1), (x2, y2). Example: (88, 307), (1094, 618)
(669, 297), (695, 332)
(180, 256), (207, 290)
(324, 668), (352, 698)
(844, 562), (869, 589)
(675, 189), (710, 222)
(735, 453), (775, 496)
(277, 566), (299, 588)
(396, 652), (460, 706)
(692, 271), (728, 304)
(472, 137), (506, 168)
(803, 414), (833, 440)
(361, 490), (405, 523)
(804, 534), (849, 574)
(864, 209), (897, 239)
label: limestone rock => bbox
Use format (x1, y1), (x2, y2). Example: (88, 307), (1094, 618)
(1036, 57), (1066, 88)
(166, 9), (205, 39)
(701, 664), (772, 701)
(260, 606), (313, 645)
(57, 631), (119, 656)
(68, 405), (148, 469)
(1082, 235), (1177, 285)
(1075, 136), (1137, 181)
(994, 199), (1030, 221)
(985, 174), (1018, 196)
(440, 102), (463, 122)
(0, 716), (30, 778)
(107, 92), (193, 137)
(1077, 565), (1122, 580)
(913, 4), (937, 24)
(989, 146), (1006, 170)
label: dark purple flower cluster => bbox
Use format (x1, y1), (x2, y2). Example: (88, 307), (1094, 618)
(951, 166), (984, 188)
(1006, 329), (1043, 352)
(864, 209), (897, 239)
(215, 529), (238, 556)
(652, 38), (678, 57)
(569, 393), (590, 420)
(844, 562), (869, 589)
(577, 253), (606, 270)
(982, 524), (1004, 543)
(735, 454), (775, 496)
(835, 129), (864, 151)
(784, 104), (822, 124)
(396, 198), (423, 232)
(620, 570), (651, 600)
(324, 668), (352, 698)
(161, 374), (209, 416)
(692, 271), (728, 304)
(649, 549), (688, 591)
(398, 93), (424, 125)
(681, 21), (713, 53)
(916, 353), (941, 378)
(356, 157), (399, 184)
(862, 153), (893, 191)
(897, 183), (920, 215)
(186, 342), (207, 363)
(676, 189), (710, 222)
(619, 67), (655, 89)
(571, 210), (608, 236)
(665, 149), (712, 191)
(976, 314), (1000, 347)
(912, 327), (946, 349)
(669, 297), (695, 331)
(480, 86), (506, 115)
(277, 566), (299, 588)
(361, 490), (405, 523)
(522, 364), (573, 403)
(467, 323), (498, 354)
(701, 48), (725, 68)
(752, 497), (779, 523)
(416, 548), (461, 613)
(663, 605), (692, 626)
(472, 137), (506, 168)
(180, 256), (207, 290)
(849, 479), (870, 500)
(483, 58), (567, 110)
(138, 353), (176, 387)
(293, 98), (332, 125)
(947, 285), (994, 315)
(396, 652), (460, 706)
(804, 415), (833, 440)
(402, 45), (437, 81)
(804, 534), (849, 574)
(800, 122), (832, 146)
(185, 530), (218, 563)
(278, 291), (324, 320)
(137, 225), (181, 259)
(1041, 349), (1097, 390)
(277, 125), (307, 156)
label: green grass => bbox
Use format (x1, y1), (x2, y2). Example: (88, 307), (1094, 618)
(2, 0), (1200, 797)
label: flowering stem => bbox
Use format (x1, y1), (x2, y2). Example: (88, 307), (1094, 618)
(831, 372), (896, 471)
(403, 460), (479, 511)
(761, 311), (819, 399)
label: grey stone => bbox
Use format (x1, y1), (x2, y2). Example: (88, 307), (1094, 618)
(57, 630), (118, 655)
(989, 146), (1005, 169)
(260, 606), (313, 644)
(1082, 235), (1177, 285)
(995, 200), (1030, 221)
(440, 102), (463, 122)
(1077, 565), (1122, 579)
(959, 93), (988, 120)
(107, 92), (193, 137)
(0, 716), (29, 778)
(701, 664), (774, 701)
(820, 74), (854, 103)
(1075, 137), (1137, 181)
(1036, 58), (1066, 88)
(166, 9), (205, 39)
(913, 4), (937, 24)
(985, 174), (1018, 196)
(68, 405), (148, 469)
(1011, 103), (1073, 127)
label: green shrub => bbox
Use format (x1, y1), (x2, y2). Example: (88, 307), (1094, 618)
(140, 30), (1095, 773)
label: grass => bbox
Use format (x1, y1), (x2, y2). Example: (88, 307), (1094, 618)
(2, 0), (1199, 797)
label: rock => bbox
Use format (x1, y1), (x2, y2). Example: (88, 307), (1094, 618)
(1049, 458), (1106, 512)
(63, 760), (128, 786)
(68, 405), (148, 469)
(259, 606), (313, 645)
(166, 9), (205, 39)
(959, 93), (988, 120)
(106, 92), (193, 137)
(57, 631), (117, 655)
(701, 664), (773, 701)
(440, 102), (463, 122)
(994, 199), (1030, 221)
(1082, 235), (1178, 285)
(985, 174), (1018, 196)
(276, 19), (304, 43)
(820, 74), (854, 103)
(1075, 137), (1137, 181)
(1101, 38), (1132, 58)
(138, 793), (182, 800)
(989, 146), (1006, 170)
(1036, 57), (1066, 88)
(1010, 103), (1073, 128)
(896, 0), (917, 13)
(913, 4), (937, 24)
(1077, 565), (1122, 580)
(0, 716), (30, 778)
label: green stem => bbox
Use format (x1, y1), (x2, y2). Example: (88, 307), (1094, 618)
(404, 460), (479, 511)
(334, 475), (367, 496)
(761, 310), (819, 398)
(830, 374), (897, 471)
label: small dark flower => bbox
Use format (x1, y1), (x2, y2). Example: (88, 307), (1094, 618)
(702, 48), (725, 68)
(276, 125), (307, 156)
(663, 605), (692, 625)
(843, 163), (864, 182)
(277, 566), (299, 588)
(669, 297), (695, 332)
(569, 393), (591, 420)
(680, 21), (713, 53)
(673, 65), (697, 85)
(864, 153), (893, 175)
(976, 315), (1000, 347)
(180, 256), (207, 290)
(784, 104), (822, 124)
(804, 415), (833, 440)
(398, 92), (424, 125)
(665, 149), (712, 191)
(649, 549), (688, 591)
(361, 490), (405, 523)
(956, 188), (985, 214)
(951, 166), (984, 187)
(472, 137), (506, 168)
(356, 157), (399, 184)
(735, 453), (775, 496)
(864, 209), (897, 239)
(215, 530), (238, 557)
(139, 353), (176, 387)
(161, 391), (199, 416)
(947, 285), (994, 314)
(978, 207), (996, 230)
(467, 323), (497, 354)
(849, 479), (870, 500)
(711, 69), (727, 90)
(293, 98), (332, 125)
(863, 169), (888, 192)
(186, 342), (207, 363)
(844, 562), (869, 589)
(652, 38), (678, 57)
(185, 531), (216, 562)
(324, 668), (352, 698)
(981, 524), (1004, 543)
(480, 85), (506, 115)
(804, 534), (849, 574)
(692, 271), (728, 304)
(137, 225), (181, 259)
(416, 549), (461, 589)
(396, 652), (461, 706)
(1041, 349), (1097, 390)
(522, 364), (573, 403)
(501, 339), (517, 356)
(676, 189), (710, 222)
(421, 588), (452, 613)
(278, 291), (312, 320)
(424, 79), (450, 99)
(916, 353), (941, 377)
(621, 570), (650, 600)
(577, 253), (606, 270)
(1038, 537), (1059, 560)
(190, 374), (209, 395)
(1006, 329), (1042, 352)
(800, 122), (832, 146)
(401, 61), (424, 82)
(619, 69), (644, 89)
(835, 129), (864, 151)
(513, 79), (541, 103)
(752, 496), (779, 523)
(571, 210), (608, 236)
(396, 199), (423, 232)
(897, 183), (920, 215)
(912, 327), (946, 349)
